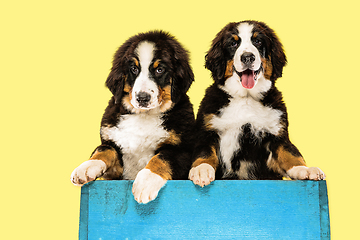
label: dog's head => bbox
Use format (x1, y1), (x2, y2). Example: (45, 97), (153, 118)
(205, 21), (287, 97)
(106, 31), (194, 113)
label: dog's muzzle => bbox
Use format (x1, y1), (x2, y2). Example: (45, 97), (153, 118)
(241, 52), (256, 66)
(233, 52), (262, 89)
(135, 91), (152, 108)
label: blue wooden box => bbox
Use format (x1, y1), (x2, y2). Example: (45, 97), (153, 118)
(79, 180), (330, 239)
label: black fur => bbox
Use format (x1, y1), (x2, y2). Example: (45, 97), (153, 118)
(205, 21), (287, 85)
(91, 31), (195, 181)
(192, 21), (305, 181)
(106, 31), (194, 105)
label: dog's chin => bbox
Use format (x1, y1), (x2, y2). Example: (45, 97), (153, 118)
(127, 100), (159, 114)
(133, 105), (157, 110)
(234, 67), (262, 90)
(125, 98), (173, 114)
(134, 105), (159, 113)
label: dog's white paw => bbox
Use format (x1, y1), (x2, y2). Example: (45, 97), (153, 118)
(189, 163), (215, 187)
(71, 160), (107, 186)
(287, 166), (326, 180)
(132, 169), (167, 204)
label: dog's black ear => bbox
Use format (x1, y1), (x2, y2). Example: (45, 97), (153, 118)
(105, 67), (125, 104)
(268, 28), (287, 81)
(171, 57), (194, 103)
(170, 41), (194, 104)
(205, 40), (226, 82)
(105, 42), (131, 104)
(205, 23), (237, 83)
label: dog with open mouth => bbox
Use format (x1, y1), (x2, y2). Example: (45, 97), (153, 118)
(189, 20), (325, 186)
(71, 31), (195, 203)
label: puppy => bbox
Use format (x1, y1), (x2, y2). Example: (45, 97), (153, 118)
(71, 31), (195, 203)
(189, 20), (325, 187)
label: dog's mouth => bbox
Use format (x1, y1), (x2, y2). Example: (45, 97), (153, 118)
(235, 67), (261, 89)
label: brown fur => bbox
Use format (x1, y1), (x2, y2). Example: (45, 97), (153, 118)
(191, 146), (219, 170)
(203, 113), (215, 131)
(96, 30), (195, 180)
(132, 57), (139, 67)
(90, 148), (123, 179)
(153, 59), (160, 69)
(71, 30), (196, 198)
(164, 130), (181, 145)
(224, 60), (234, 79)
(267, 146), (306, 175)
(159, 85), (174, 112)
(145, 155), (173, 180)
(124, 82), (132, 93)
(261, 57), (273, 80)
(191, 21), (320, 181)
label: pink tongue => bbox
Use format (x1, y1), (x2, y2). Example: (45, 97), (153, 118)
(241, 69), (255, 89)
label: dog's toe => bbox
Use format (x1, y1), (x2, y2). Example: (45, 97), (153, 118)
(189, 163), (215, 187)
(71, 160), (106, 186)
(132, 169), (167, 204)
(287, 166), (325, 180)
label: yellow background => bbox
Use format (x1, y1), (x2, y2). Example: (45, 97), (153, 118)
(1, 0), (359, 239)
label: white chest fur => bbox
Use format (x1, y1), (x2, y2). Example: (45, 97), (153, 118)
(101, 111), (169, 179)
(209, 96), (283, 172)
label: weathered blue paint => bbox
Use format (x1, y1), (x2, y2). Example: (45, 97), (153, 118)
(79, 180), (330, 239)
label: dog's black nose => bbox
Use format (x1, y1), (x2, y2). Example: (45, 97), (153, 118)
(136, 91), (151, 106)
(241, 52), (255, 65)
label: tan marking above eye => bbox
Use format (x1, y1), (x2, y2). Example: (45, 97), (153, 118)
(132, 57), (139, 67)
(232, 34), (239, 41)
(153, 59), (161, 69)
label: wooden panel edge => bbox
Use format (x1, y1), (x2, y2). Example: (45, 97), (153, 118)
(319, 180), (331, 239)
(79, 183), (90, 240)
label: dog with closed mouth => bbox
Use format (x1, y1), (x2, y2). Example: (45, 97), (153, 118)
(71, 30), (195, 203)
(189, 20), (325, 186)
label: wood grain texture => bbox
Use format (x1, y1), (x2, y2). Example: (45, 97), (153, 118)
(79, 180), (330, 239)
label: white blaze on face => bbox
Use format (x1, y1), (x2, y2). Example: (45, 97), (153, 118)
(131, 41), (160, 110)
(233, 23), (262, 73)
(221, 22), (273, 100)
(231, 23), (264, 90)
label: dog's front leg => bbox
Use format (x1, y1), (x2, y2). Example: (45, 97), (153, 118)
(267, 144), (325, 180)
(71, 145), (122, 186)
(189, 145), (219, 187)
(132, 154), (171, 204)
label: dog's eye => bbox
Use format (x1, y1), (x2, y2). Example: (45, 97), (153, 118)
(230, 40), (239, 48)
(155, 67), (165, 76)
(130, 66), (139, 75)
(253, 39), (262, 47)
